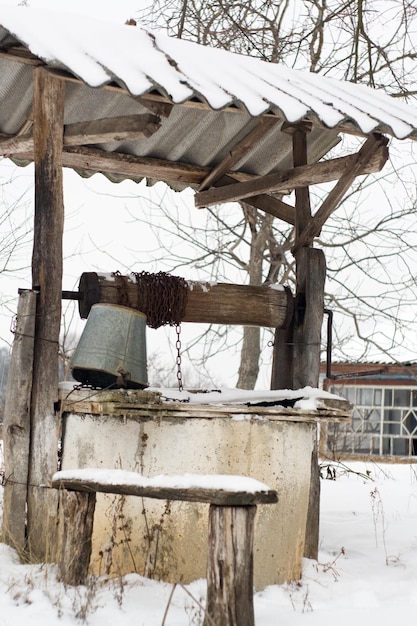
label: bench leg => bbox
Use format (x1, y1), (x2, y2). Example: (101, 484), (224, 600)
(57, 489), (96, 585)
(204, 504), (256, 626)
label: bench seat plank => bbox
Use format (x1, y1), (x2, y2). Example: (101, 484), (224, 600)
(52, 469), (278, 506)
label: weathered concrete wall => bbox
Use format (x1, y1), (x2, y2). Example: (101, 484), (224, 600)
(61, 409), (314, 589)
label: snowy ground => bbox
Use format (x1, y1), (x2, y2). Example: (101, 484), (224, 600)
(1, 445), (417, 625)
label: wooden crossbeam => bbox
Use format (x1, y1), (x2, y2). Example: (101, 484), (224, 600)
(64, 113), (161, 144)
(243, 194), (295, 224)
(0, 113), (161, 153)
(198, 116), (279, 191)
(7, 145), (217, 184)
(195, 140), (389, 208)
(292, 133), (389, 253)
(3, 137), (296, 222)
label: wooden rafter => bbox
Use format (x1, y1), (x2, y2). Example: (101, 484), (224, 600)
(198, 116), (279, 191)
(292, 133), (389, 253)
(195, 140), (389, 208)
(0, 113), (161, 153)
(243, 194), (295, 225)
(6, 145), (216, 184)
(3, 141), (295, 226)
(64, 114), (161, 144)
(3, 143), (297, 224)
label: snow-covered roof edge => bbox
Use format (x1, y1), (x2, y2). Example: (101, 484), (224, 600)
(0, 5), (417, 139)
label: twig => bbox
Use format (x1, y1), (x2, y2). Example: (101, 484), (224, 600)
(161, 583), (177, 626)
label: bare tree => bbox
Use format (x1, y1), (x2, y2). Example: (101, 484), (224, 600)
(0, 173), (32, 346)
(128, 1), (417, 388)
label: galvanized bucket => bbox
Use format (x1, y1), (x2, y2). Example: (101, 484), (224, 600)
(71, 303), (148, 389)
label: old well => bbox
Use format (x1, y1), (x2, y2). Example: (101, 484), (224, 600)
(59, 385), (350, 590)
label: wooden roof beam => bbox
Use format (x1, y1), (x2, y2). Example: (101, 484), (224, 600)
(6, 145), (250, 185)
(0, 113), (161, 154)
(64, 113), (161, 144)
(198, 116), (280, 191)
(195, 138), (389, 208)
(243, 194), (295, 225)
(3, 135), (296, 223)
(292, 133), (389, 253)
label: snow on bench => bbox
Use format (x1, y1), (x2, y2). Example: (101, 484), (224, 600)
(52, 468), (278, 505)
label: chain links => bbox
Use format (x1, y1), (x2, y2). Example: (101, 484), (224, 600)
(131, 270), (188, 329)
(175, 323), (183, 392)
(111, 270), (188, 391)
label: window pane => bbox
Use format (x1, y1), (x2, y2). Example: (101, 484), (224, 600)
(342, 387), (356, 402)
(357, 388), (372, 405)
(387, 409), (401, 423)
(384, 422), (401, 435)
(367, 409), (381, 423)
(394, 389), (411, 407)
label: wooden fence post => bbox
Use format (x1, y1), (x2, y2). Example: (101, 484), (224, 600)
(204, 505), (257, 626)
(2, 290), (36, 552)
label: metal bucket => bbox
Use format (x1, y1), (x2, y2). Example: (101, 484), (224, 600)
(71, 303), (148, 389)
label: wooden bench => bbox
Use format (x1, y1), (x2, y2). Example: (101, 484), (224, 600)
(52, 469), (278, 626)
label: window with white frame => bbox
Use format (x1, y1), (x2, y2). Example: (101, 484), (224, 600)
(325, 384), (417, 457)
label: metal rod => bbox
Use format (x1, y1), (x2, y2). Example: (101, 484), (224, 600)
(18, 287), (82, 301)
(324, 308), (333, 379)
(61, 290), (82, 301)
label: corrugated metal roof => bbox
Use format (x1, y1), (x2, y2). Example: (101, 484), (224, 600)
(0, 7), (416, 192)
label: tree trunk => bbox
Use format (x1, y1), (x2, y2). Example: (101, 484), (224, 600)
(237, 207), (275, 389)
(237, 327), (261, 389)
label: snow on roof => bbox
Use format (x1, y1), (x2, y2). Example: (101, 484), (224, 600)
(0, 5), (417, 140)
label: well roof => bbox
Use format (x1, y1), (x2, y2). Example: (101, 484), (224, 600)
(0, 7), (416, 192)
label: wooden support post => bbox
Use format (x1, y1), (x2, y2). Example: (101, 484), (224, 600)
(204, 505), (257, 626)
(57, 490), (96, 586)
(289, 123), (312, 238)
(293, 248), (326, 561)
(293, 247), (326, 389)
(304, 433), (321, 560)
(270, 321), (294, 390)
(271, 123), (313, 390)
(278, 124), (324, 561)
(2, 290), (37, 552)
(26, 68), (65, 562)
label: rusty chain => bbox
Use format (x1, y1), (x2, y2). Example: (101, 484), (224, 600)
(128, 271), (188, 391)
(175, 323), (183, 392)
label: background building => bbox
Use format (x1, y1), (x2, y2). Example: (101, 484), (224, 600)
(322, 363), (417, 459)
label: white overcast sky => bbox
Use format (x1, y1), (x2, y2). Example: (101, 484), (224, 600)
(0, 0), (147, 22)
